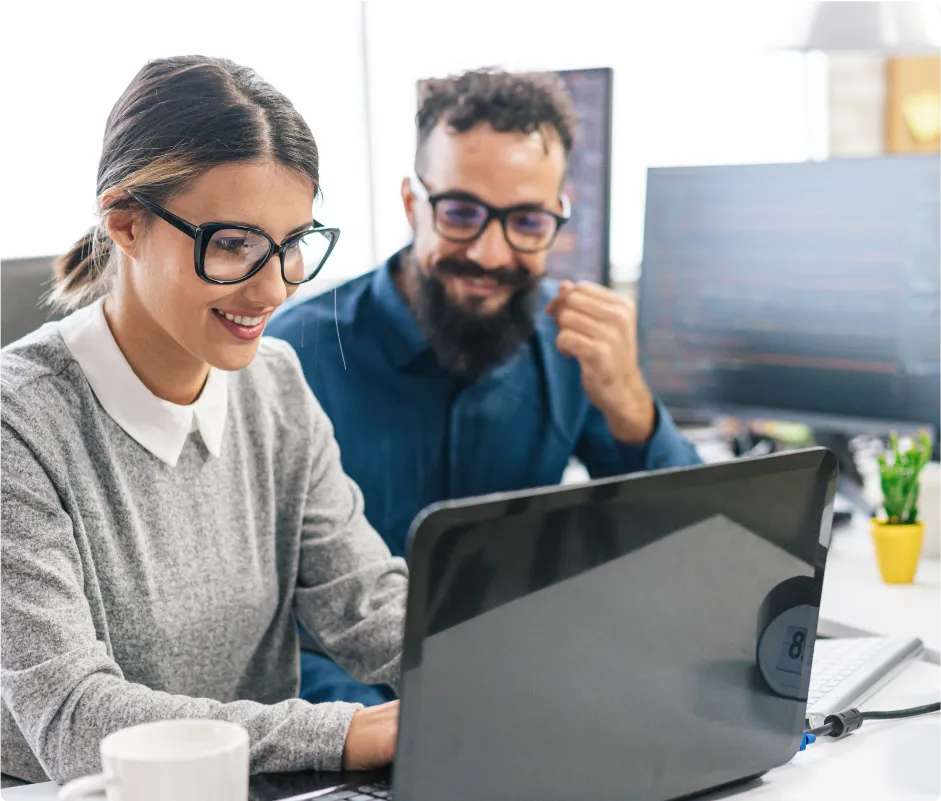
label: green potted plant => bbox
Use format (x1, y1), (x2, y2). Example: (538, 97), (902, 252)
(872, 432), (934, 583)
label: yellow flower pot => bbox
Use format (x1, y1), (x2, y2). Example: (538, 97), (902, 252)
(870, 519), (924, 584)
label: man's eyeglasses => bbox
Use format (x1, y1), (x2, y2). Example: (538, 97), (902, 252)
(128, 193), (340, 285)
(410, 176), (570, 254)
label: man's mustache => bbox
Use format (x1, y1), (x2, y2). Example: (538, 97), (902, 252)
(434, 259), (534, 288)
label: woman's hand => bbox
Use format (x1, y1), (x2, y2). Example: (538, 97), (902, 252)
(342, 700), (400, 770)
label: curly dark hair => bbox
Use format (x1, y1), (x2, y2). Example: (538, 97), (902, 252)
(415, 68), (577, 168)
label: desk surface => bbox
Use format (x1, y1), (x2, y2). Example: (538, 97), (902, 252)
(6, 658), (938, 801)
(703, 657), (941, 800)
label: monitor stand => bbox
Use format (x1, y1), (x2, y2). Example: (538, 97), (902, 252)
(814, 432), (875, 519)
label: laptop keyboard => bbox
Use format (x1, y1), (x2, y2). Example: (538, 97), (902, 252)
(316, 780), (392, 799)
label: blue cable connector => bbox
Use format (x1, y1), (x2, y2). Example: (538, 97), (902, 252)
(799, 731), (817, 751)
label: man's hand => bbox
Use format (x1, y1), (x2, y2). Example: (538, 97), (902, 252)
(342, 700), (400, 771)
(547, 280), (656, 444)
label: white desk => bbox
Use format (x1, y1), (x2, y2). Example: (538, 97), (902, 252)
(820, 515), (941, 656)
(702, 658), (941, 800)
(6, 659), (938, 801)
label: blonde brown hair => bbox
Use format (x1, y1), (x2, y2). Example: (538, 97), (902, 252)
(50, 55), (320, 312)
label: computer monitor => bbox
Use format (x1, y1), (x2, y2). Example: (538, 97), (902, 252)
(637, 155), (940, 453)
(1, 256), (62, 348)
(544, 67), (613, 286)
(417, 67), (613, 286)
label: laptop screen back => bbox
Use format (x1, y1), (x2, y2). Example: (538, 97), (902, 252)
(395, 450), (836, 801)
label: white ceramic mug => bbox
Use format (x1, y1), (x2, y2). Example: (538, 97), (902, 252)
(57, 719), (249, 801)
(920, 462), (941, 559)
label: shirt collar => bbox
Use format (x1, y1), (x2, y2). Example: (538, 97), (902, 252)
(58, 299), (228, 467)
(370, 250), (435, 369)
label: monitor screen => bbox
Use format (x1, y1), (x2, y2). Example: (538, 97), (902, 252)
(1, 256), (61, 348)
(544, 67), (613, 286)
(637, 155), (940, 437)
(416, 67), (613, 286)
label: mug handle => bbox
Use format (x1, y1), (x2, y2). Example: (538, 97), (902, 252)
(58, 773), (113, 800)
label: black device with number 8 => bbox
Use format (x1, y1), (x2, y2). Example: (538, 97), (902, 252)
(756, 575), (818, 699)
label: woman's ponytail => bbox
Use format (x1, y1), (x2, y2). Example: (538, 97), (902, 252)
(48, 226), (115, 312)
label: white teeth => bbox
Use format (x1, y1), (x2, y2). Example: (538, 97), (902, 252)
(219, 311), (264, 326)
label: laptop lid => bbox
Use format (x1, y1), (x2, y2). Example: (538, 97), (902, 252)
(394, 448), (837, 801)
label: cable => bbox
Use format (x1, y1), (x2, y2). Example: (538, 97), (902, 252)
(860, 702), (941, 721)
(807, 702), (940, 740)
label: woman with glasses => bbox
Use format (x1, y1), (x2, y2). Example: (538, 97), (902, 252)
(0, 56), (404, 786)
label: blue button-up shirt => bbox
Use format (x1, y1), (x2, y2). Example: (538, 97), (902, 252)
(267, 253), (702, 558)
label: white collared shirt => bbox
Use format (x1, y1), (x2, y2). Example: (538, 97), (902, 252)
(58, 299), (228, 467)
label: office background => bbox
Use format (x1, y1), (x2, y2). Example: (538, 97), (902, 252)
(5, 0), (913, 286)
(1, 4), (940, 798)
(2, 0), (939, 438)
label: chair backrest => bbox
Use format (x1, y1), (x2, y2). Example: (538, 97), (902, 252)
(1, 257), (61, 348)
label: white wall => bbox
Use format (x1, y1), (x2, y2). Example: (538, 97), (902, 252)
(3, 0), (832, 289)
(1, 0), (372, 295)
(363, 0), (822, 282)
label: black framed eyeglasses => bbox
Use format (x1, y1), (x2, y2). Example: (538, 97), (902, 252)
(410, 175), (570, 254)
(128, 193), (340, 285)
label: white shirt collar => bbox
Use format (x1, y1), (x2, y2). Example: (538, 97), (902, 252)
(58, 299), (228, 467)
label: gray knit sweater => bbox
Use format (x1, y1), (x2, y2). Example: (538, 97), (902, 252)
(0, 327), (408, 784)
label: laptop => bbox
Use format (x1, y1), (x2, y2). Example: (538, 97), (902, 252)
(265, 447), (837, 801)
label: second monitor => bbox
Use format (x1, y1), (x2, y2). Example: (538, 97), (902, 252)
(637, 154), (940, 446)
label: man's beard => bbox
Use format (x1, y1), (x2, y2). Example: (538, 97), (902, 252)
(404, 253), (542, 379)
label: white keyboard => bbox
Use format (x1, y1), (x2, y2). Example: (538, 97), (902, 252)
(806, 636), (923, 729)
